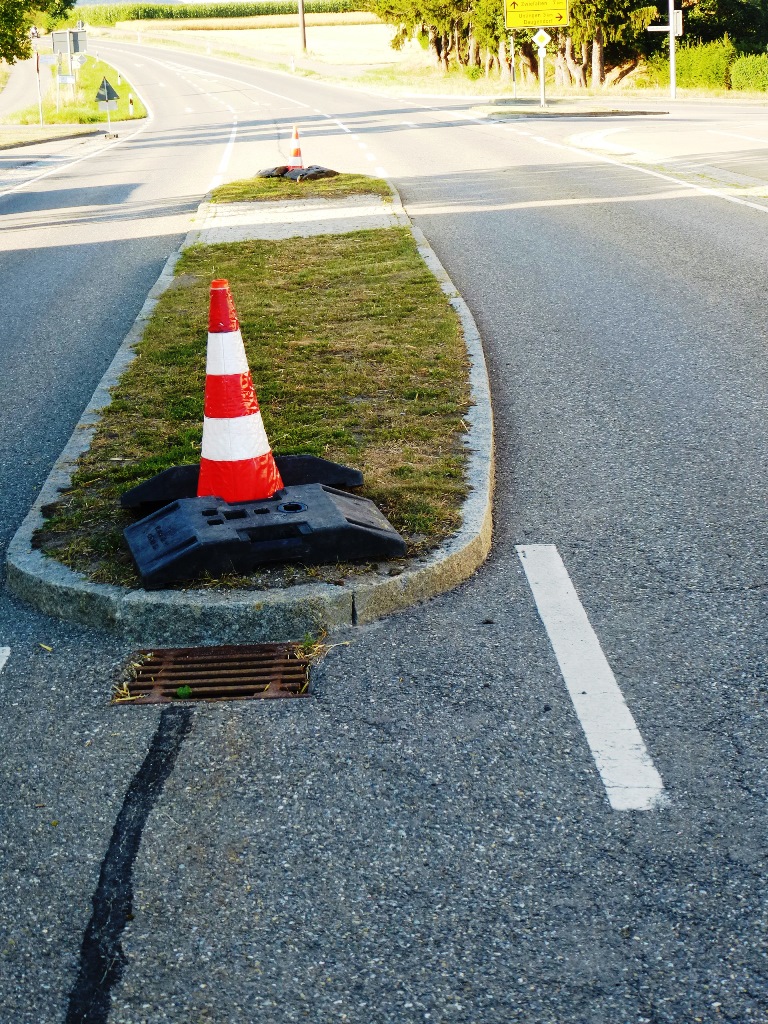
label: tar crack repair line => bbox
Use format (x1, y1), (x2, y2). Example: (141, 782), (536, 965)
(64, 707), (194, 1024)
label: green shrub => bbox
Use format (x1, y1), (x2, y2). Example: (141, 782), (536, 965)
(646, 37), (737, 89)
(731, 52), (768, 90)
(465, 65), (482, 79)
(50, 1), (366, 28)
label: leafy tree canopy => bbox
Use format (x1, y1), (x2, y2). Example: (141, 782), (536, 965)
(0, 0), (77, 63)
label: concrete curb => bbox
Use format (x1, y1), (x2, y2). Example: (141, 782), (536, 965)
(472, 105), (667, 119)
(6, 185), (494, 644)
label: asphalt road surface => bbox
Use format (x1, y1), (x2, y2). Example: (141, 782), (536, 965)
(0, 43), (766, 1024)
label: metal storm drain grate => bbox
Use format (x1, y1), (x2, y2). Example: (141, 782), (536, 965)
(117, 643), (312, 704)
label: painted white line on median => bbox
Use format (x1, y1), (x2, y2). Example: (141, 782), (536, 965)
(709, 129), (768, 146)
(207, 119), (238, 193)
(516, 544), (667, 812)
(0, 648), (10, 674)
(511, 124), (768, 216)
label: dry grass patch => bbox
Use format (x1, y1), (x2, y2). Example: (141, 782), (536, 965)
(0, 124), (102, 148)
(37, 226), (471, 588)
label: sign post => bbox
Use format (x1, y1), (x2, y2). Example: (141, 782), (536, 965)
(505, 1), (566, 102)
(509, 31), (517, 99)
(647, 0), (682, 99)
(532, 28), (551, 107)
(95, 76), (119, 133)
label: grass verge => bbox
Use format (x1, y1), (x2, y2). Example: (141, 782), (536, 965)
(6, 55), (147, 125)
(210, 172), (391, 203)
(36, 185), (471, 590)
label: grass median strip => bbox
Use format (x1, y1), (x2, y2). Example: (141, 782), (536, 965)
(210, 173), (391, 204)
(7, 55), (147, 125)
(36, 189), (471, 589)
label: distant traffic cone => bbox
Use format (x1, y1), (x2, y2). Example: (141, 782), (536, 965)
(197, 280), (283, 503)
(288, 125), (303, 170)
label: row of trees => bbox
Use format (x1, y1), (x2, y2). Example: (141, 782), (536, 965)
(372, 0), (768, 85)
(3, 0), (766, 78)
(1, 0), (76, 63)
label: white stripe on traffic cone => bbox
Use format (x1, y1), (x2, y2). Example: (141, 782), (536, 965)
(197, 279), (283, 502)
(288, 124), (303, 170)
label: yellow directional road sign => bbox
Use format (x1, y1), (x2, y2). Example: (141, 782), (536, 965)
(505, 0), (569, 29)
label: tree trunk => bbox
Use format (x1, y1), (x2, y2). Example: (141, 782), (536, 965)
(429, 27), (442, 66)
(484, 48), (492, 77)
(555, 32), (570, 86)
(455, 26), (467, 65)
(519, 40), (538, 80)
(440, 32), (451, 70)
(591, 25), (605, 86)
(564, 34), (587, 88)
(603, 58), (639, 86)
(468, 33), (479, 67)
(498, 37), (511, 79)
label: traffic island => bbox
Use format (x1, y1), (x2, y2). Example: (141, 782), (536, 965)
(7, 176), (494, 643)
(472, 99), (668, 119)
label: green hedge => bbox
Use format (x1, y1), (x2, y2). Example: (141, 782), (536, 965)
(647, 37), (737, 88)
(53, 1), (367, 27)
(731, 52), (768, 90)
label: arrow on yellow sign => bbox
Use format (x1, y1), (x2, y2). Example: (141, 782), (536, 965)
(505, 0), (569, 28)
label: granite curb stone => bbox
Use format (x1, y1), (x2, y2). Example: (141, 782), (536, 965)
(6, 184), (494, 643)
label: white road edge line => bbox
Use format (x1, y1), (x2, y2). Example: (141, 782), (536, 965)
(207, 119), (238, 193)
(708, 129), (768, 146)
(0, 118), (151, 202)
(519, 125), (768, 216)
(0, 647), (10, 673)
(135, 53), (312, 108)
(516, 544), (668, 812)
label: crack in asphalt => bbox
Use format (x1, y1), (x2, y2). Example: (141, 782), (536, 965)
(64, 706), (194, 1024)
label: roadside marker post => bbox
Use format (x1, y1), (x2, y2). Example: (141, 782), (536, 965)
(35, 53), (44, 126)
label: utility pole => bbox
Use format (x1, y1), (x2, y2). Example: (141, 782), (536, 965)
(298, 0), (307, 54)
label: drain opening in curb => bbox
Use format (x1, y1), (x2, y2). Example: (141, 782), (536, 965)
(114, 643), (312, 704)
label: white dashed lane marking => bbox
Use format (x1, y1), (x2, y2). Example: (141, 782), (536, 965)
(517, 544), (667, 812)
(0, 648), (10, 674)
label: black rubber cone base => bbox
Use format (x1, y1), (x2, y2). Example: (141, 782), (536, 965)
(124, 484), (406, 590)
(121, 456), (364, 516)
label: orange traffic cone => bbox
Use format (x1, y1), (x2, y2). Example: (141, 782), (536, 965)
(197, 280), (283, 503)
(288, 125), (303, 170)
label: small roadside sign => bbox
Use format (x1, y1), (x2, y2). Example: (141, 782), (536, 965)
(95, 77), (120, 131)
(532, 28), (552, 46)
(72, 53), (87, 67)
(39, 53), (58, 65)
(506, 0), (568, 28)
(58, 74), (76, 85)
(95, 77), (119, 102)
